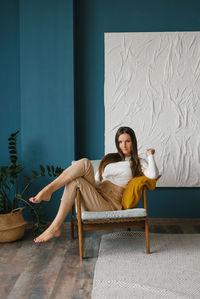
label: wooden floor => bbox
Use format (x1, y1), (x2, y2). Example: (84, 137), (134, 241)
(1, 219), (200, 299)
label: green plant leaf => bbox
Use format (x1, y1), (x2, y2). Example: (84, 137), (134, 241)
(10, 131), (19, 137)
(16, 166), (23, 173)
(40, 165), (45, 173)
(51, 165), (55, 176)
(46, 165), (52, 176)
(9, 150), (16, 154)
(10, 156), (17, 162)
(32, 170), (38, 176)
(55, 167), (64, 176)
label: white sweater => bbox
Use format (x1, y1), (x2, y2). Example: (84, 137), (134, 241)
(95, 154), (159, 188)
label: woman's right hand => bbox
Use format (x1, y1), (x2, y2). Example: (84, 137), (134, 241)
(146, 148), (155, 156)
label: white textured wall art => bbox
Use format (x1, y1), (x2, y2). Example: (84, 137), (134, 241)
(105, 32), (200, 187)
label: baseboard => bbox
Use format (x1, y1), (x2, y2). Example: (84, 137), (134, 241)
(149, 218), (200, 225)
(26, 219), (200, 229)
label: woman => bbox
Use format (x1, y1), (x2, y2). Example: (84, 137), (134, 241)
(29, 126), (159, 243)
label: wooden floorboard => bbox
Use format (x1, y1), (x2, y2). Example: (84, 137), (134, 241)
(0, 220), (200, 299)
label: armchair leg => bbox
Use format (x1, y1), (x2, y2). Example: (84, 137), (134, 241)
(70, 206), (75, 240)
(145, 219), (150, 254)
(78, 221), (83, 260)
(77, 188), (83, 260)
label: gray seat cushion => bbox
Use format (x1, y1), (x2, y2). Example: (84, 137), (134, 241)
(81, 208), (146, 221)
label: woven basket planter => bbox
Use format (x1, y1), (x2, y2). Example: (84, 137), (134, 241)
(0, 208), (27, 243)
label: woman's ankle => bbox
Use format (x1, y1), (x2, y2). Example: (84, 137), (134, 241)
(48, 222), (62, 232)
(42, 185), (53, 199)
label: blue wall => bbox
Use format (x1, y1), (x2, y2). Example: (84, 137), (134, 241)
(0, 0), (200, 219)
(75, 0), (200, 217)
(20, 0), (74, 169)
(19, 0), (74, 220)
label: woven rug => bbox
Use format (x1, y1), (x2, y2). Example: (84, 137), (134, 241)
(92, 231), (200, 299)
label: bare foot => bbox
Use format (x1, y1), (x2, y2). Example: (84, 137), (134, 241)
(29, 187), (51, 203)
(34, 226), (62, 243)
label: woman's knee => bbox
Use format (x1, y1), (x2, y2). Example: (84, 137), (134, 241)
(78, 158), (92, 171)
(79, 158), (90, 166)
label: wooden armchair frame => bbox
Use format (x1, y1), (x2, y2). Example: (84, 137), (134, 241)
(71, 187), (150, 260)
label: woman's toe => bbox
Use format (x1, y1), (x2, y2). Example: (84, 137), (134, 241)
(29, 197), (41, 203)
(30, 197), (37, 203)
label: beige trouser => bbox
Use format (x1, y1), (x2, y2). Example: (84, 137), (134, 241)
(62, 158), (123, 211)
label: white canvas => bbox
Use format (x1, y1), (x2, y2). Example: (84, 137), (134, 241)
(105, 32), (200, 187)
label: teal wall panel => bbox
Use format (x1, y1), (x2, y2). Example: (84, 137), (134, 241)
(75, 0), (200, 217)
(20, 0), (74, 168)
(19, 0), (74, 220)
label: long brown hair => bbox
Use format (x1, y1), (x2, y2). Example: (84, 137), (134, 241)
(98, 127), (142, 181)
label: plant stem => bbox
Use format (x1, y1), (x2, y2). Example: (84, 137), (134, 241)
(21, 175), (42, 197)
(8, 182), (14, 208)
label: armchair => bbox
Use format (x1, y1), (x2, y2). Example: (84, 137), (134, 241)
(70, 160), (150, 260)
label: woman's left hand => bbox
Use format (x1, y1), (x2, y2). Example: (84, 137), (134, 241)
(146, 148), (155, 156)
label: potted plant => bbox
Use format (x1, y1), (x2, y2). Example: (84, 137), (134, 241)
(0, 131), (64, 242)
